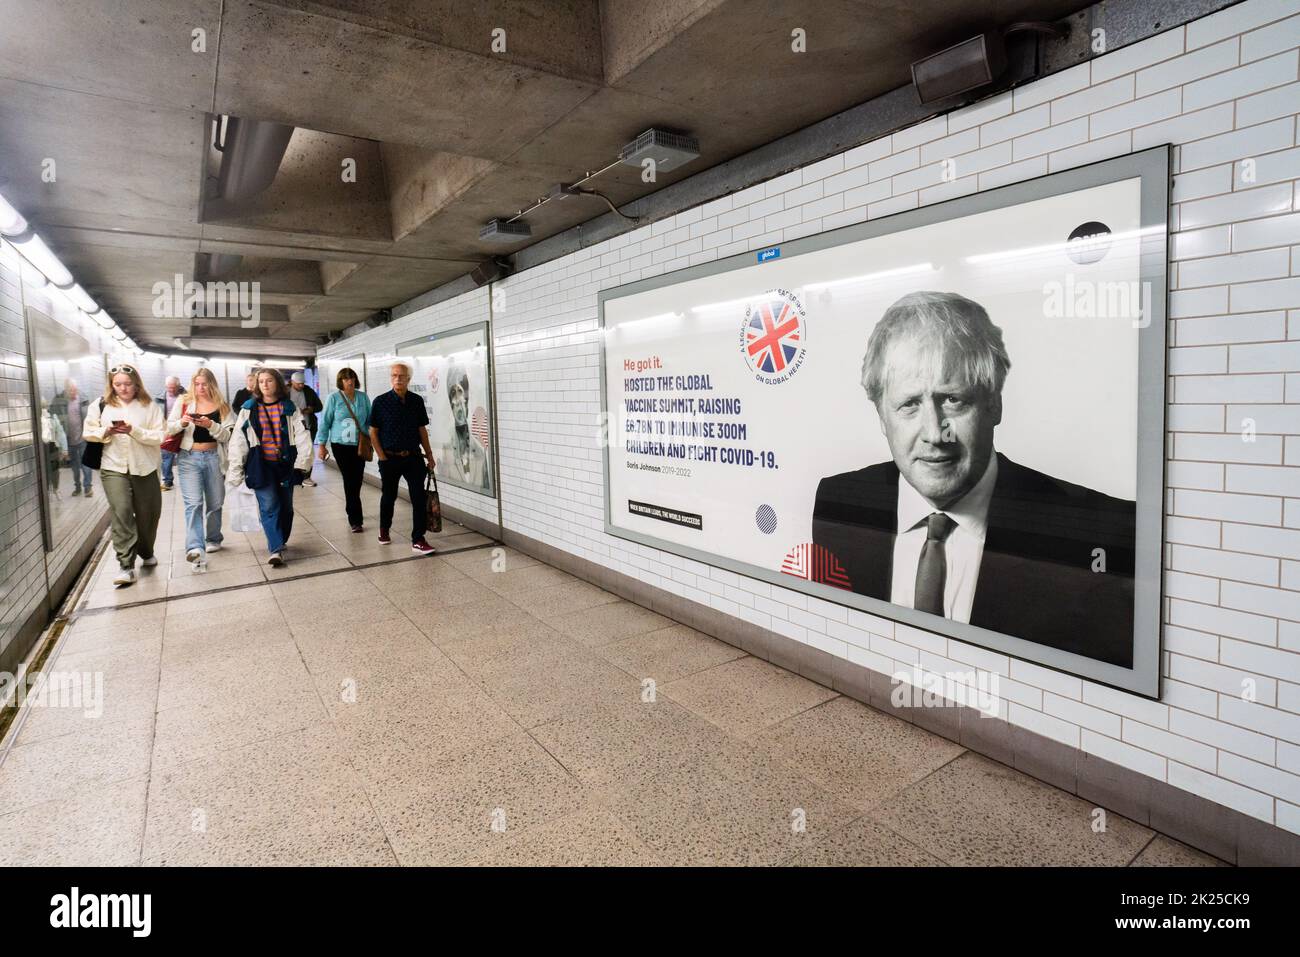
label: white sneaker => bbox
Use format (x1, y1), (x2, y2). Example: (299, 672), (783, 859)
(113, 568), (136, 587)
(186, 548), (206, 571)
(205, 541), (222, 552)
(302, 478), (317, 487)
(140, 556), (158, 567)
(268, 552), (284, 567)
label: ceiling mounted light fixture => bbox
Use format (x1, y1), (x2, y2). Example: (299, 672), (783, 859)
(0, 190), (28, 236)
(66, 284), (100, 314)
(479, 126), (698, 240)
(479, 218), (532, 244)
(619, 128), (701, 174)
(11, 231), (74, 287)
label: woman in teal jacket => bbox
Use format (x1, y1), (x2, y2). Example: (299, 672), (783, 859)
(316, 367), (373, 531)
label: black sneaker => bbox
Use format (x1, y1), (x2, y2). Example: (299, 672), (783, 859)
(378, 529), (391, 544)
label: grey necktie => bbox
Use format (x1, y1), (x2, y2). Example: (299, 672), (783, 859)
(914, 512), (957, 616)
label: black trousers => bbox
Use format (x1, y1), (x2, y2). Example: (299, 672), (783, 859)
(332, 442), (366, 526)
(378, 454), (427, 542)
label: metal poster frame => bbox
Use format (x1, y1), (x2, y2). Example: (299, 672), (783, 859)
(598, 145), (1170, 697)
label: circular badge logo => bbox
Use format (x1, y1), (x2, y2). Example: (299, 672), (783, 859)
(740, 288), (807, 385)
(1066, 221), (1112, 265)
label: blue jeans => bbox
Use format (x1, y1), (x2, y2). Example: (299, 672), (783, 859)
(161, 449), (176, 485)
(67, 441), (93, 491)
(253, 482), (295, 554)
(178, 449), (225, 553)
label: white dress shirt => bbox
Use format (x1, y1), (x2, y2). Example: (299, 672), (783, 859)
(890, 454), (998, 622)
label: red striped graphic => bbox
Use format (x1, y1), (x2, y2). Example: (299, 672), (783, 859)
(780, 543), (852, 590)
(471, 406), (489, 449)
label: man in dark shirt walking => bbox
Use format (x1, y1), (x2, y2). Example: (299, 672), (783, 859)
(369, 361), (437, 554)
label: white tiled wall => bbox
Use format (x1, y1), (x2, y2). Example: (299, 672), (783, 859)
(0, 244), (46, 666)
(322, 0), (1300, 832)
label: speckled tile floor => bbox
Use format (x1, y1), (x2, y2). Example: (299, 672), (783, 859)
(0, 466), (1230, 867)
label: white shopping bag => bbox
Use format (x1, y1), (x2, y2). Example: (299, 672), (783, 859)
(229, 485), (260, 533)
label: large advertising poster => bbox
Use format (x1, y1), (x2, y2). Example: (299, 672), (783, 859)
(397, 322), (496, 497)
(600, 148), (1168, 696)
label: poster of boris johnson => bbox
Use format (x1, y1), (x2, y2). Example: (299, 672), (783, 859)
(600, 147), (1168, 696)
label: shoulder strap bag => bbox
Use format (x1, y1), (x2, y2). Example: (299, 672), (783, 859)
(339, 393), (373, 462)
(82, 399), (107, 470)
(160, 402), (186, 454)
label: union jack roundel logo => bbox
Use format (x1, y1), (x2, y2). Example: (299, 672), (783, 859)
(740, 288), (807, 385)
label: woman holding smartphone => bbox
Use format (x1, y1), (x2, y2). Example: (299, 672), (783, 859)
(82, 363), (167, 587)
(167, 368), (234, 569)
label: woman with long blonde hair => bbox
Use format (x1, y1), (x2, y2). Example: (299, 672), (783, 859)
(82, 363), (167, 587)
(166, 367), (234, 569)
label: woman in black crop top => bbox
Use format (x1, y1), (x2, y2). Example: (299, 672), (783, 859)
(167, 368), (235, 569)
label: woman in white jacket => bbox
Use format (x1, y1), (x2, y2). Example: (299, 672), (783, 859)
(167, 368), (235, 569)
(226, 367), (313, 566)
(82, 363), (167, 587)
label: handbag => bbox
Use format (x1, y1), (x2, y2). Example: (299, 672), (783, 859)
(426, 468), (442, 535)
(160, 402), (185, 454)
(82, 399), (106, 470)
(339, 393), (373, 462)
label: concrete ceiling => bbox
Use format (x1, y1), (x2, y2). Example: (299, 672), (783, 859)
(0, 0), (1094, 354)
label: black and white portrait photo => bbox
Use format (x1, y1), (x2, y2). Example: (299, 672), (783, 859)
(400, 322), (497, 498)
(811, 291), (1137, 667)
(602, 149), (1166, 693)
(442, 362), (492, 493)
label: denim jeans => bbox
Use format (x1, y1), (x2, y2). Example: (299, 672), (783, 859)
(253, 482), (295, 554)
(178, 449), (225, 554)
(67, 441), (93, 491)
(160, 449), (176, 485)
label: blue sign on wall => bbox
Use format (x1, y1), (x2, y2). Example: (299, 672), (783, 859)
(756, 246), (781, 263)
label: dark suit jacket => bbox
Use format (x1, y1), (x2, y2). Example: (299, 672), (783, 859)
(812, 453), (1136, 667)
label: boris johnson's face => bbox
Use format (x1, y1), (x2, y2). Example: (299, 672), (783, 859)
(877, 337), (1000, 510)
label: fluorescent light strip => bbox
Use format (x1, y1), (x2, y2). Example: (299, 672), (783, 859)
(66, 284), (100, 314)
(0, 192), (28, 237)
(11, 232), (73, 287)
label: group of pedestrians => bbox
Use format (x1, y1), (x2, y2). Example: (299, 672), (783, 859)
(81, 361), (436, 588)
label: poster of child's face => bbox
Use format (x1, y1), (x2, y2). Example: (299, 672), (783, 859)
(398, 323), (496, 498)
